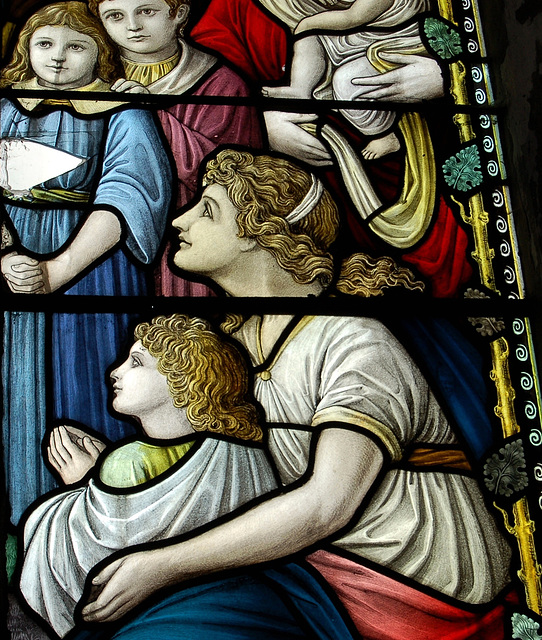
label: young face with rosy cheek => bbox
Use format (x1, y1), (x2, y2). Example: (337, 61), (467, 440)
(29, 25), (99, 89)
(97, 0), (187, 62)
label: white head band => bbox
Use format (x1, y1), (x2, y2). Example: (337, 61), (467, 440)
(285, 175), (324, 225)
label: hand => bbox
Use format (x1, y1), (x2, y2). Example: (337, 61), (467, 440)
(294, 15), (317, 35)
(1, 252), (45, 293)
(264, 112), (333, 166)
(48, 425), (106, 485)
(57, 424), (107, 451)
(350, 53), (445, 103)
(82, 550), (171, 623)
(111, 78), (151, 94)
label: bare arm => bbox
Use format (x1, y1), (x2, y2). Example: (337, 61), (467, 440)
(295, 0), (395, 34)
(1, 209), (122, 293)
(81, 427), (384, 623)
(41, 209), (122, 293)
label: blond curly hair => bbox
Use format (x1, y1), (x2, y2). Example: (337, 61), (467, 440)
(204, 150), (425, 296)
(203, 150), (340, 288)
(134, 314), (262, 442)
(1, 2), (122, 88)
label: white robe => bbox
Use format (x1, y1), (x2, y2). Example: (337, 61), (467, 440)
(234, 315), (511, 605)
(260, 0), (432, 134)
(20, 437), (277, 637)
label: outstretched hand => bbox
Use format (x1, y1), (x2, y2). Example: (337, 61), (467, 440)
(350, 53), (445, 103)
(81, 550), (171, 623)
(48, 425), (106, 485)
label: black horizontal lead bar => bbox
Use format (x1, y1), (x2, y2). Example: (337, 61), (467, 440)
(1, 88), (504, 115)
(1, 294), (535, 318)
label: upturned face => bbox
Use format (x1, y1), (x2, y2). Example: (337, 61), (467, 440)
(97, 0), (187, 62)
(110, 341), (189, 438)
(29, 25), (98, 89)
(172, 184), (255, 279)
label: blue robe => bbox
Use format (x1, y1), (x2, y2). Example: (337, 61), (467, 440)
(1, 100), (172, 522)
(70, 562), (357, 640)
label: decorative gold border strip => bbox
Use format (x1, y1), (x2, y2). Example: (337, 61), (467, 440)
(439, 0), (542, 614)
(437, 0), (497, 292)
(490, 337), (542, 613)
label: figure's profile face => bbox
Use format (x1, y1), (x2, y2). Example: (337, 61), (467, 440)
(110, 341), (188, 437)
(172, 184), (255, 278)
(98, 0), (187, 62)
(29, 25), (98, 89)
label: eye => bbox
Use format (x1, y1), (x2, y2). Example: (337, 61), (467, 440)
(105, 11), (123, 21)
(68, 44), (85, 52)
(139, 8), (157, 16)
(35, 40), (53, 48)
(131, 355), (142, 367)
(202, 202), (213, 219)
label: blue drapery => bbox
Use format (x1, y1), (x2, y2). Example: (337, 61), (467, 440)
(2, 102), (172, 522)
(70, 562), (356, 640)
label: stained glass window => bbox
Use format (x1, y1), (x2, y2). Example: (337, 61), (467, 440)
(1, 0), (541, 637)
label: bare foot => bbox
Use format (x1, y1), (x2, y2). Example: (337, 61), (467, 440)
(262, 85), (311, 99)
(361, 132), (401, 160)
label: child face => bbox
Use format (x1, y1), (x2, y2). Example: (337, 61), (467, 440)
(110, 341), (192, 439)
(29, 25), (99, 89)
(110, 341), (172, 419)
(98, 0), (187, 63)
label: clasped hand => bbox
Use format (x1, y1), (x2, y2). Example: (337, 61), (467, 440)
(1, 252), (45, 293)
(48, 425), (106, 485)
(2, 251), (73, 294)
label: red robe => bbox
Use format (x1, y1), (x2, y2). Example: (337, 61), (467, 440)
(155, 64), (263, 296)
(307, 550), (515, 640)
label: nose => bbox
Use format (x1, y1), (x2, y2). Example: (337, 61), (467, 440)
(172, 205), (197, 232)
(126, 14), (143, 31)
(50, 44), (66, 62)
(110, 361), (124, 385)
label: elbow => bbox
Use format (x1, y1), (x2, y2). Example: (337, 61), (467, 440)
(300, 481), (359, 542)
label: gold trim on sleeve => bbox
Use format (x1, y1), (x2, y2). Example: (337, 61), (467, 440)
(312, 407), (402, 462)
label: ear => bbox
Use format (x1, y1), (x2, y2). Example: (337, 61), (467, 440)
(240, 237), (258, 253)
(175, 5), (190, 25)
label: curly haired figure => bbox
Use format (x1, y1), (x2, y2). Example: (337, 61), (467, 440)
(19, 314), (278, 637)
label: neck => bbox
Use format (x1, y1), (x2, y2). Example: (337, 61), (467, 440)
(119, 40), (180, 64)
(139, 403), (194, 440)
(36, 74), (96, 91)
(211, 249), (325, 298)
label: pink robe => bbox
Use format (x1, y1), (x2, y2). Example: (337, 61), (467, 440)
(155, 64), (263, 296)
(307, 550), (516, 640)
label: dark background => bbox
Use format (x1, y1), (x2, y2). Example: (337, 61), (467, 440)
(479, 0), (542, 363)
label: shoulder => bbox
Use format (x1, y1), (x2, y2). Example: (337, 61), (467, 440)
(99, 441), (149, 488)
(293, 316), (417, 374)
(195, 64), (251, 97)
(299, 315), (397, 347)
(107, 108), (159, 138)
